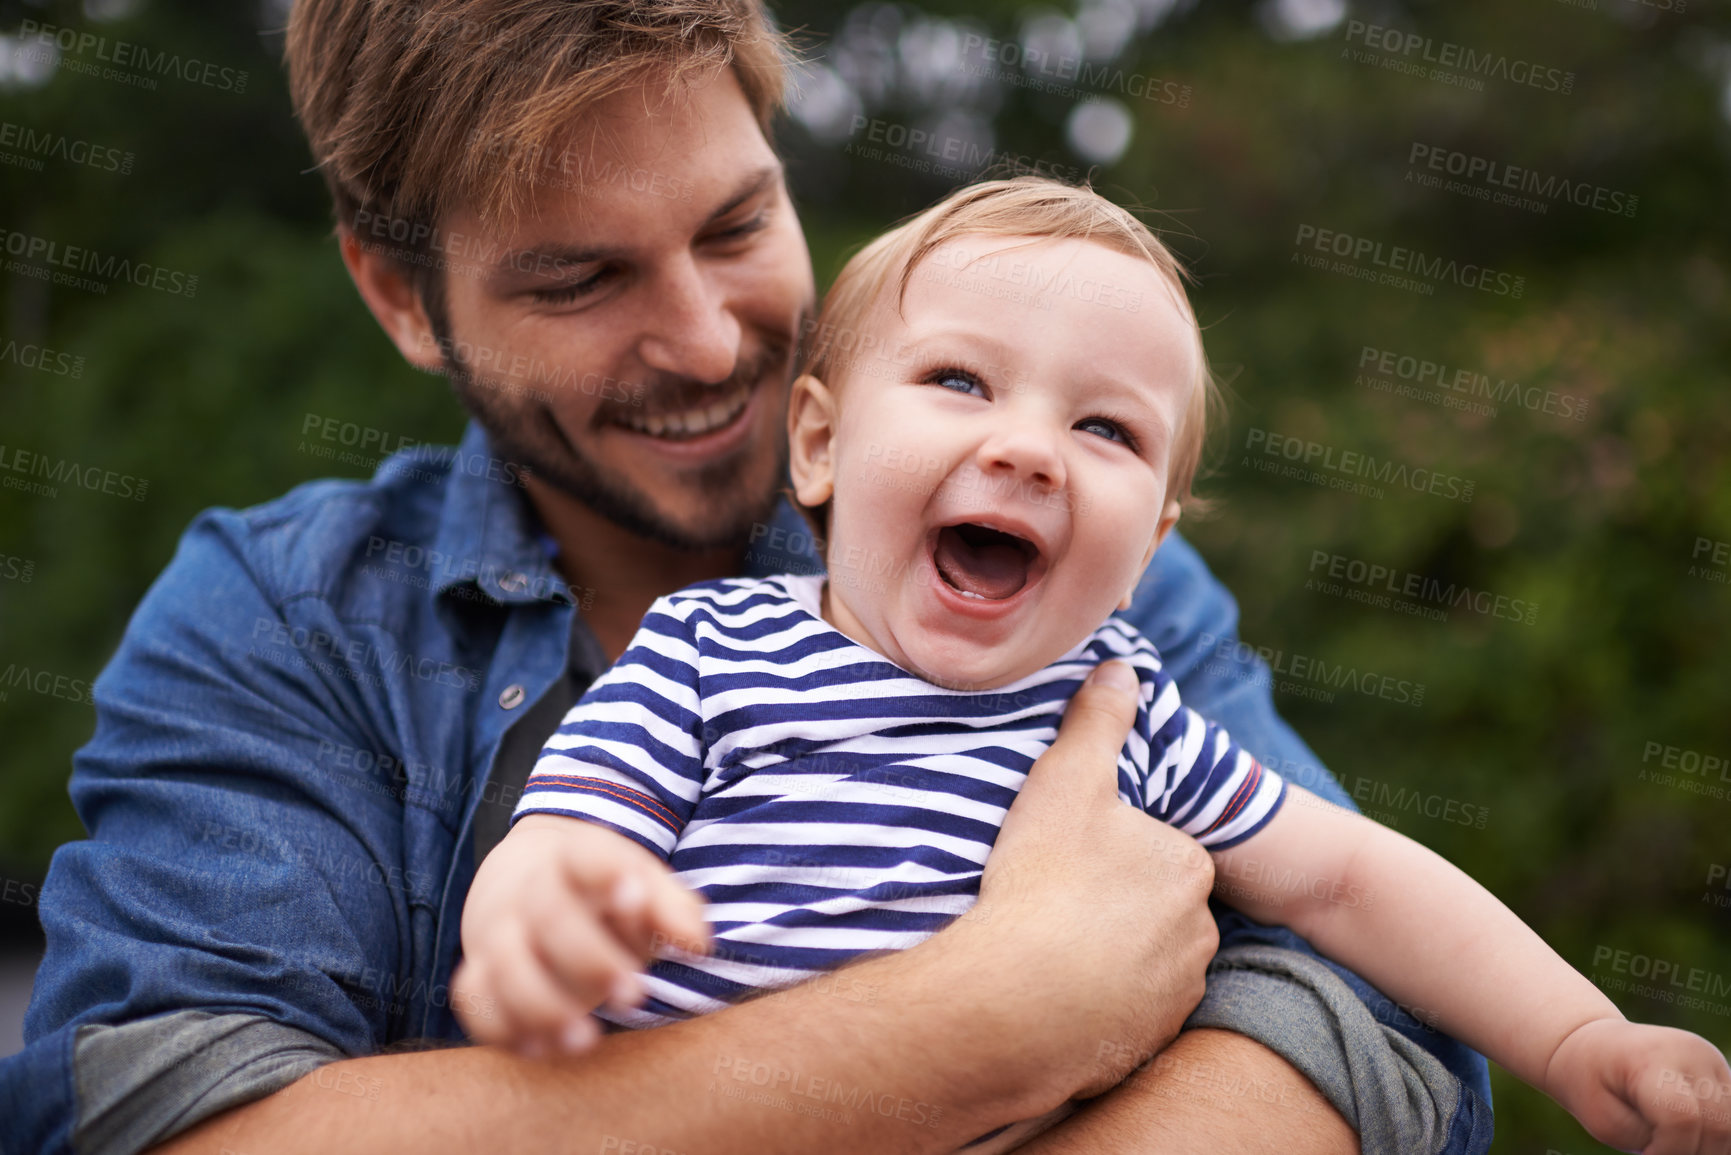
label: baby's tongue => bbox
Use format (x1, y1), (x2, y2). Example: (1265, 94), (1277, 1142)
(933, 524), (1030, 600)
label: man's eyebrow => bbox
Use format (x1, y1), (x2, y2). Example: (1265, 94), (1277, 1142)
(489, 163), (783, 277)
(703, 162), (783, 225)
(492, 242), (616, 274)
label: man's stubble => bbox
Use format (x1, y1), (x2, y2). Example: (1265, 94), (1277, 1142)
(433, 310), (795, 552)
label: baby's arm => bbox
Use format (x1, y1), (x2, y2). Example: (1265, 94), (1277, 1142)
(1212, 787), (1731, 1152)
(454, 813), (710, 1054)
(454, 594), (716, 1052)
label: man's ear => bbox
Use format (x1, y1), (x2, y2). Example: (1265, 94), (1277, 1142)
(339, 229), (445, 373)
(1119, 500), (1183, 611)
(788, 373), (838, 508)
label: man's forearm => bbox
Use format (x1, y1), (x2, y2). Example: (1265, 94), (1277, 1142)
(153, 928), (1047, 1155)
(1015, 1029), (1358, 1155)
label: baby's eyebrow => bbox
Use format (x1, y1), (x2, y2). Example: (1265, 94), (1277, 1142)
(897, 324), (1180, 428)
(897, 327), (1016, 359)
(1072, 374), (1180, 437)
(1085, 374), (1164, 404)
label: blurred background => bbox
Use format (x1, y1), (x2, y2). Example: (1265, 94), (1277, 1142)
(1, 0), (1728, 1149)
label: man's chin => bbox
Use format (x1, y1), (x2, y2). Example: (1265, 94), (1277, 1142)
(448, 355), (788, 552)
(647, 504), (779, 551)
(528, 442), (786, 552)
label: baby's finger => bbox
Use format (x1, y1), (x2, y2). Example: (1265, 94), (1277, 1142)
(535, 901), (652, 1012)
(448, 958), (503, 1044)
(549, 835), (664, 953)
(1633, 1056), (1731, 1155)
(450, 952), (538, 1049)
(488, 923), (602, 1051)
(1638, 1105), (1703, 1155)
(599, 867), (708, 962)
(634, 867), (711, 960)
(600, 873), (655, 960)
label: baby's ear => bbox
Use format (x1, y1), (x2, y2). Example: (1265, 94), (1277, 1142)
(788, 374), (838, 508)
(1119, 500), (1183, 611)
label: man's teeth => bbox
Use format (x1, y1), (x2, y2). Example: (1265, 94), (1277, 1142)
(619, 384), (751, 439)
(958, 589), (984, 600)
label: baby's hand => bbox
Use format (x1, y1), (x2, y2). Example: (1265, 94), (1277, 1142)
(452, 813), (710, 1056)
(1547, 1018), (1731, 1153)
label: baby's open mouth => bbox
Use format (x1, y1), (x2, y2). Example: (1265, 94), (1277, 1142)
(933, 523), (1040, 600)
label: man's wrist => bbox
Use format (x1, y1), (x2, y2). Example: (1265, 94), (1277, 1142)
(844, 913), (1071, 1121)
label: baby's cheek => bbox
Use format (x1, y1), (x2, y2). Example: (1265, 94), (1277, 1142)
(1061, 536), (1146, 619)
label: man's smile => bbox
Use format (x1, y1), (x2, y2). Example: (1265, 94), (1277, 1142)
(610, 378), (754, 440)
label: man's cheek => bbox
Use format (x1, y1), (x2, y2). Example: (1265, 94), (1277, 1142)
(753, 219), (817, 329)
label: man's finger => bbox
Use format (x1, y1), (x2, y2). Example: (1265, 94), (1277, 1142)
(1020, 659), (1139, 808)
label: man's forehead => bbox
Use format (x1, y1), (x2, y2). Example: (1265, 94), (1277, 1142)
(468, 161), (784, 274)
(556, 67), (760, 172)
(457, 65), (777, 234)
(551, 81), (704, 169)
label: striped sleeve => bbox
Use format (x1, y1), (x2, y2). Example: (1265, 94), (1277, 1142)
(511, 596), (708, 859)
(1137, 654), (1286, 850)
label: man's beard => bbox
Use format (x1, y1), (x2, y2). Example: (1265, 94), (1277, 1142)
(441, 337), (792, 552)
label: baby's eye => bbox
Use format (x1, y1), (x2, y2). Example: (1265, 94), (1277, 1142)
(928, 367), (986, 397)
(1075, 417), (1131, 445)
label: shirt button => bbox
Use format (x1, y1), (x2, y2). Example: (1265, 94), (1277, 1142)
(499, 572), (529, 594)
(498, 684), (526, 710)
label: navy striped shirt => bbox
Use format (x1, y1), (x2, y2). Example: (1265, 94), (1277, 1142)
(515, 574), (1286, 1027)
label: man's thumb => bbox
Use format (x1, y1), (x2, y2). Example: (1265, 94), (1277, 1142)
(1025, 660), (1139, 803)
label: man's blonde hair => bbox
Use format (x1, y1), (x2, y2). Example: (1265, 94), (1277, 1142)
(800, 176), (1219, 517)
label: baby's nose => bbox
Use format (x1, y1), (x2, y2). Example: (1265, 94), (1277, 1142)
(976, 427), (1065, 491)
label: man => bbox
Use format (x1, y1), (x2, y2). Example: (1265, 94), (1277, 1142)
(0, 1), (1492, 1152)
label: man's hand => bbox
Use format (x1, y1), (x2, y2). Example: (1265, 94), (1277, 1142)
(968, 660), (1221, 1105)
(1547, 1018), (1731, 1154)
(453, 814), (711, 1055)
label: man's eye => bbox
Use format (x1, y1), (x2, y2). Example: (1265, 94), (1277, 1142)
(531, 269), (609, 304)
(708, 212), (769, 243)
(1076, 417), (1131, 445)
(929, 368), (985, 397)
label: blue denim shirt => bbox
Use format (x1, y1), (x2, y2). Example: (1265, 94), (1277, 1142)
(0, 423), (1491, 1154)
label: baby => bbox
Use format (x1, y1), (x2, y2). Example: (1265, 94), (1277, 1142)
(457, 177), (1730, 1151)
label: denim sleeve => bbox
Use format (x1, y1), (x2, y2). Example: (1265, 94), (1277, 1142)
(0, 510), (413, 1155)
(1123, 533), (1493, 1155)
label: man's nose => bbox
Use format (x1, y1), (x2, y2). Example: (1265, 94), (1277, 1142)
(636, 254), (742, 384)
(976, 423), (1066, 492)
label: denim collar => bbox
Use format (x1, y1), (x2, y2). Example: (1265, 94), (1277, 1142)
(417, 421), (574, 607)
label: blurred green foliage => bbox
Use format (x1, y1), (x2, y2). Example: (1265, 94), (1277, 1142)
(2, 0), (1728, 1148)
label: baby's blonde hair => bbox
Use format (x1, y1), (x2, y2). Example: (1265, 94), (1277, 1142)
(798, 176), (1218, 529)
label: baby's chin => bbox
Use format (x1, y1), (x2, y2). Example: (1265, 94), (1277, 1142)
(896, 599), (1123, 693)
(897, 635), (1062, 694)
